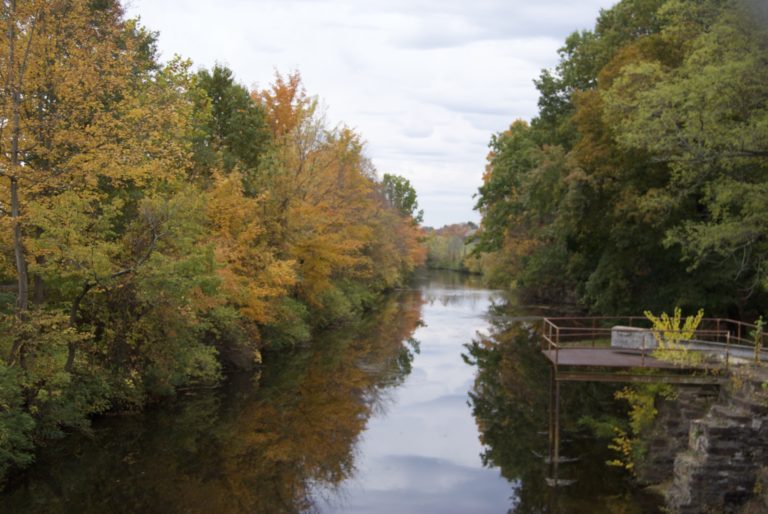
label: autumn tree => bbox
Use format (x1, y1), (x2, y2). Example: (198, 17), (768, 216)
(0, 1), (224, 475)
(0, 8), (427, 483)
(252, 72), (425, 326)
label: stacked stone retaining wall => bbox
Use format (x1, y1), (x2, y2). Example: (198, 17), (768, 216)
(636, 385), (719, 485)
(652, 368), (768, 513)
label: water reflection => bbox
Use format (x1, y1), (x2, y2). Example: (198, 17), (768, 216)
(464, 303), (663, 513)
(326, 272), (514, 514)
(1, 290), (425, 514)
(412, 268), (486, 290)
(1, 273), (665, 513)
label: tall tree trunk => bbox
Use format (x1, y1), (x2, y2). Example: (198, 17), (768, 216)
(5, 0), (32, 366)
(9, 1), (30, 315)
(11, 176), (29, 314)
(5, 98), (29, 367)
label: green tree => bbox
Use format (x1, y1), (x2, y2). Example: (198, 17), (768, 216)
(603, 0), (768, 309)
(475, 0), (768, 316)
(193, 65), (271, 193)
(381, 173), (424, 224)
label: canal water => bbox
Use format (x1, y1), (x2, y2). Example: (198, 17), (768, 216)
(0, 270), (661, 513)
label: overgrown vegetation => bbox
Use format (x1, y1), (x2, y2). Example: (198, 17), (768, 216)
(0, 1), (425, 484)
(607, 383), (675, 472)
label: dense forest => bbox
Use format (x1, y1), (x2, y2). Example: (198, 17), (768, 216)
(0, 1), (425, 482)
(473, 0), (768, 317)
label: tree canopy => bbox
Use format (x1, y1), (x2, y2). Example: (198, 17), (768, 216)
(474, 0), (768, 317)
(0, 1), (426, 483)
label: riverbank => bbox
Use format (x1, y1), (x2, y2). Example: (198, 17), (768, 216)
(2, 272), (690, 512)
(0, 284), (427, 511)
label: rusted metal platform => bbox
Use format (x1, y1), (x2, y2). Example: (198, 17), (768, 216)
(539, 316), (754, 486)
(538, 316), (764, 384)
(543, 348), (677, 369)
(542, 348), (724, 384)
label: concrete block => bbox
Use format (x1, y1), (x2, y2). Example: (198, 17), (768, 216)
(611, 325), (657, 349)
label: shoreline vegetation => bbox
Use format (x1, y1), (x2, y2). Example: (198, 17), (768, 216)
(0, 1), (425, 485)
(1, 285), (427, 511)
(471, 0), (768, 320)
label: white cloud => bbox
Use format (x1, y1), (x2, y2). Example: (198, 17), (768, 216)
(125, 0), (618, 227)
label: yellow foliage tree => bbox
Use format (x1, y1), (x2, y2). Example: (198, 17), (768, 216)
(207, 170), (296, 324)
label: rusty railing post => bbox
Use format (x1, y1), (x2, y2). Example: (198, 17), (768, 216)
(554, 379), (561, 477)
(548, 366), (554, 470)
(545, 319), (553, 351)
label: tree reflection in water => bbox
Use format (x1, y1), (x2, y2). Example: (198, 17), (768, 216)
(464, 301), (664, 514)
(1, 290), (425, 514)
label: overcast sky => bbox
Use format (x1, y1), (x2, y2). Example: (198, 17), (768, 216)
(125, 0), (617, 227)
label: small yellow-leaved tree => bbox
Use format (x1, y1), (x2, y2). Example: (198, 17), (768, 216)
(643, 307), (704, 366)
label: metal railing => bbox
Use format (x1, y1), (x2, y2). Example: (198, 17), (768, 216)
(541, 317), (766, 372)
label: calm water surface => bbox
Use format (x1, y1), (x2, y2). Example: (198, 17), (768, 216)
(1, 270), (661, 513)
(323, 271), (512, 513)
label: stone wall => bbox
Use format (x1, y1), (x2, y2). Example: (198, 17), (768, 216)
(636, 385), (719, 485)
(659, 368), (768, 514)
(739, 466), (768, 513)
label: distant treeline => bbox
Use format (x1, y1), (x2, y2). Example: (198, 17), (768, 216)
(473, 0), (768, 317)
(0, 1), (425, 482)
(424, 222), (484, 274)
